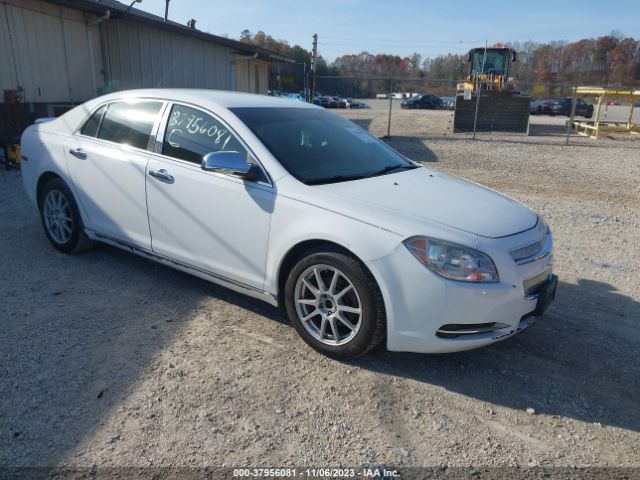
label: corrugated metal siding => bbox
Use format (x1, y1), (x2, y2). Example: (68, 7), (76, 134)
(1, 0), (270, 102)
(233, 59), (269, 94)
(0, 0), (101, 103)
(0, 4), (18, 90)
(258, 61), (268, 94)
(105, 19), (233, 91)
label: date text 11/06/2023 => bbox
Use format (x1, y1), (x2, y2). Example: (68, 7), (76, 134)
(232, 468), (400, 478)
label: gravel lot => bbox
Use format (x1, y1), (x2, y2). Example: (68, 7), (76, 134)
(1, 105), (639, 473)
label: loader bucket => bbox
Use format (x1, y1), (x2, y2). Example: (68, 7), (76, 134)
(453, 94), (530, 133)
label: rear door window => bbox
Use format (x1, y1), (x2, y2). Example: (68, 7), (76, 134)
(80, 105), (106, 137)
(97, 100), (163, 149)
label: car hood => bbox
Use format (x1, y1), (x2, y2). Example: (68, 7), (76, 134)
(308, 167), (538, 238)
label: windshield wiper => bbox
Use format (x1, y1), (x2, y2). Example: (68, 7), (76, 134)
(307, 174), (367, 185)
(366, 163), (418, 178)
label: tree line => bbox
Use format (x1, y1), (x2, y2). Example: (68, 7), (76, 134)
(240, 30), (640, 97)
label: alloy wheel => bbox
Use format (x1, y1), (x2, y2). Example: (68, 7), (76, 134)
(294, 264), (363, 346)
(43, 190), (73, 244)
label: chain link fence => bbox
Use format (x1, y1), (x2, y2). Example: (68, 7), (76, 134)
(311, 76), (640, 146)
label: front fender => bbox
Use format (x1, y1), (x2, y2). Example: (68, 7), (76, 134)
(264, 193), (402, 296)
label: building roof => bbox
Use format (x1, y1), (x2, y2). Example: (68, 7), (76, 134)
(47, 0), (294, 63)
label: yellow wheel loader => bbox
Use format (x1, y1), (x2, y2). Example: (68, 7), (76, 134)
(453, 47), (530, 133)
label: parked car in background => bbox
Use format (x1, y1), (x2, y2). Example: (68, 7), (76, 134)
(313, 96), (338, 108)
(549, 97), (594, 118)
(440, 96), (455, 110)
(530, 98), (552, 115)
(285, 93), (305, 102)
(400, 94), (442, 109)
(328, 96), (343, 108)
(20, 88), (556, 358)
(350, 100), (370, 109)
(336, 97), (351, 108)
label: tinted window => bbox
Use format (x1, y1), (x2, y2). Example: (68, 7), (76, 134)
(80, 105), (106, 137)
(231, 107), (415, 185)
(162, 104), (246, 164)
(471, 50), (507, 76)
(98, 101), (163, 149)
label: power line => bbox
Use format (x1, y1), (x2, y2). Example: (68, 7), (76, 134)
(318, 42), (474, 49)
(320, 36), (485, 44)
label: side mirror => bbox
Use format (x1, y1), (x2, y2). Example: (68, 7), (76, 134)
(201, 151), (260, 181)
(512, 52), (517, 62)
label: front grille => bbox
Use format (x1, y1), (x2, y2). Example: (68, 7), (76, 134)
(510, 240), (544, 262)
(523, 268), (551, 295)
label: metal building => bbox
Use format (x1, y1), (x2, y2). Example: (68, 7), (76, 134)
(0, 0), (292, 142)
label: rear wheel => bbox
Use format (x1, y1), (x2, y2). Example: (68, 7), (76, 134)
(38, 177), (95, 253)
(284, 249), (386, 358)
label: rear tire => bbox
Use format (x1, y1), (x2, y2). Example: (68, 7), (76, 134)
(38, 177), (95, 254)
(284, 248), (386, 358)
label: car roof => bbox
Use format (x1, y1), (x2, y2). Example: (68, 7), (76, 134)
(90, 88), (317, 110)
(49, 88), (319, 136)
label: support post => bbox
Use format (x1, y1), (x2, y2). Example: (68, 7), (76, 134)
(593, 91), (604, 138)
(566, 86), (577, 145)
(472, 41), (488, 140)
(627, 94), (635, 130)
(385, 80), (394, 138)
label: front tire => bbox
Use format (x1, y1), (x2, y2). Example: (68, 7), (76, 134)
(284, 249), (386, 358)
(38, 177), (95, 254)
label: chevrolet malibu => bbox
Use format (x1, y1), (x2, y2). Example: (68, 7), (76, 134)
(20, 89), (557, 358)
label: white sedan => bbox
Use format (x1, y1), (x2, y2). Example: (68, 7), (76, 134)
(20, 89), (557, 358)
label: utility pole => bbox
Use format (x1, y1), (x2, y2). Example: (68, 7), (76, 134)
(164, 0), (170, 22)
(310, 33), (318, 103)
(303, 62), (308, 101)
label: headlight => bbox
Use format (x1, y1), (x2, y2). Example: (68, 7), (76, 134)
(537, 216), (550, 237)
(404, 237), (499, 283)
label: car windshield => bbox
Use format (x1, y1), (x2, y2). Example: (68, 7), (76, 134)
(230, 107), (416, 185)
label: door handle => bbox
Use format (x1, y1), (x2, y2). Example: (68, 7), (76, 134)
(149, 169), (175, 183)
(69, 148), (87, 160)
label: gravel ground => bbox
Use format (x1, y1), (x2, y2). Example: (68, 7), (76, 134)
(1, 107), (639, 473)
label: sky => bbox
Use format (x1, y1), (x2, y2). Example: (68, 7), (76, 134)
(132, 0), (640, 61)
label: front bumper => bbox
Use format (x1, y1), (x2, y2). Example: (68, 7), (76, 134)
(368, 225), (555, 354)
